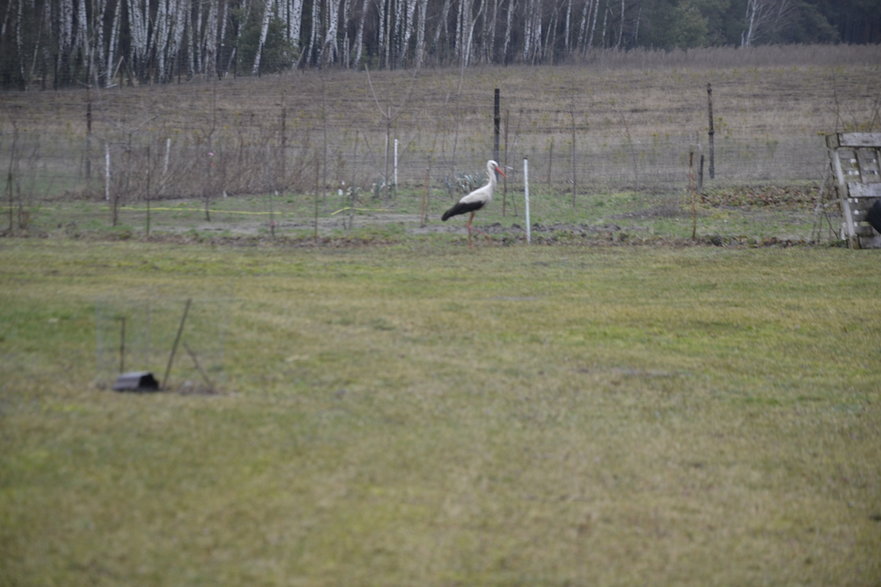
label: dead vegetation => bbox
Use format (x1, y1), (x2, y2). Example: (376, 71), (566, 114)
(1, 45), (879, 240)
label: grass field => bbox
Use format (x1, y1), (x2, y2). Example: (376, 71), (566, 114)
(2, 237), (880, 584)
(18, 183), (822, 246)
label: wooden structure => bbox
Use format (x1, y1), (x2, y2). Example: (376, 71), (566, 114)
(826, 132), (881, 248)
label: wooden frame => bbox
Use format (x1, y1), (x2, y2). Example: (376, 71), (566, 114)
(826, 132), (881, 249)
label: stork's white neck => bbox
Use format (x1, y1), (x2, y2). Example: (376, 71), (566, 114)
(486, 163), (498, 190)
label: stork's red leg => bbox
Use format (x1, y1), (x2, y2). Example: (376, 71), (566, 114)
(467, 212), (475, 248)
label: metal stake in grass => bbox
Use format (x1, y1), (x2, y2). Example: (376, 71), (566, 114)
(162, 298), (192, 390)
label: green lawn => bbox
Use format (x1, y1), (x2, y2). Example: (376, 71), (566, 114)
(1, 238), (879, 585)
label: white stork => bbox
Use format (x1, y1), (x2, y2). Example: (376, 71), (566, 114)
(441, 160), (506, 246)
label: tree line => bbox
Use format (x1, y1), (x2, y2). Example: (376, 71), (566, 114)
(1, 0), (878, 89)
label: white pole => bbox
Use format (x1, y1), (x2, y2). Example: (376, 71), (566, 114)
(394, 138), (399, 187)
(163, 138), (171, 176)
(524, 156), (531, 244)
(104, 142), (111, 201)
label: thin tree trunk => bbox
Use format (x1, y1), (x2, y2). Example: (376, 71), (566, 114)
(503, 0), (516, 64)
(432, 0), (451, 64)
(616, 0), (624, 50)
(353, 0), (369, 66)
(322, 0), (339, 66)
(415, 0), (428, 67)
(253, 0), (274, 74)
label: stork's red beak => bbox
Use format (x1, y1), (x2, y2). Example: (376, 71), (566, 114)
(495, 165), (506, 177)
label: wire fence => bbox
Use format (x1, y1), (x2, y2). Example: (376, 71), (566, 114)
(1, 67), (842, 237)
(2, 128), (828, 199)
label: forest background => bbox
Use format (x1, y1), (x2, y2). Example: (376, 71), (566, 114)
(1, 0), (880, 89)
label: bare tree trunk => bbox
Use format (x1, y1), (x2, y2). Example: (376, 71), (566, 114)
(484, 0), (499, 63)
(127, 0), (151, 81)
(306, 0), (321, 64)
(523, 0), (542, 63)
(544, 0), (560, 62)
(353, 0), (369, 66)
(455, 0), (466, 63)
(742, 0), (760, 47)
(203, 0), (217, 77)
(217, 0), (230, 74)
(564, 0), (573, 54)
(632, 1), (641, 45)
(106, 0), (121, 85)
(341, 0), (353, 66)
(377, 0), (387, 67)
(615, 0), (624, 50)
(502, 0), (516, 64)
(399, 0), (417, 66)
(153, 0), (170, 82)
(288, 0), (304, 65)
(460, 0), (485, 67)
(253, 0), (274, 74)
(92, 0), (108, 85)
(322, 0), (340, 66)
(415, 0), (428, 67)
(432, 0), (451, 65)
(57, 0), (74, 85)
(586, 0), (600, 54)
(170, 0), (189, 80)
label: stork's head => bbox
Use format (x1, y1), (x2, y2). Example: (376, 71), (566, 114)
(488, 160), (506, 177)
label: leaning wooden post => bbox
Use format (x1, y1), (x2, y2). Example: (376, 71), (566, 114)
(707, 83), (715, 179)
(689, 149), (698, 241)
(163, 298), (192, 390)
(423, 153), (433, 227)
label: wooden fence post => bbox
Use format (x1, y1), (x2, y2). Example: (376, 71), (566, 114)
(707, 83), (715, 179)
(493, 88), (501, 170)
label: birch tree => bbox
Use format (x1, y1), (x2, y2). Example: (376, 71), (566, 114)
(352, 0), (369, 66)
(414, 0), (429, 67)
(322, 0), (340, 66)
(432, 0), (452, 64)
(57, 0), (74, 84)
(742, 0), (793, 47)
(203, 0), (219, 78)
(253, 0), (274, 73)
(106, 0), (121, 85)
(398, 0), (417, 66)
(615, 0), (625, 49)
(502, 0), (516, 64)
(126, 0), (150, 80)
(3, 0), (862, 87)
(340, 0), (353, 66)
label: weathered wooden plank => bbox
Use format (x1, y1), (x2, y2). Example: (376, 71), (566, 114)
(856, 148), (881, 182)
(827, 133), (881, 148)
(858, 232), (881, 249)
(849, 199), (881, 214)
(849, 203), (878, 218)
(847, 183), (881, 198)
